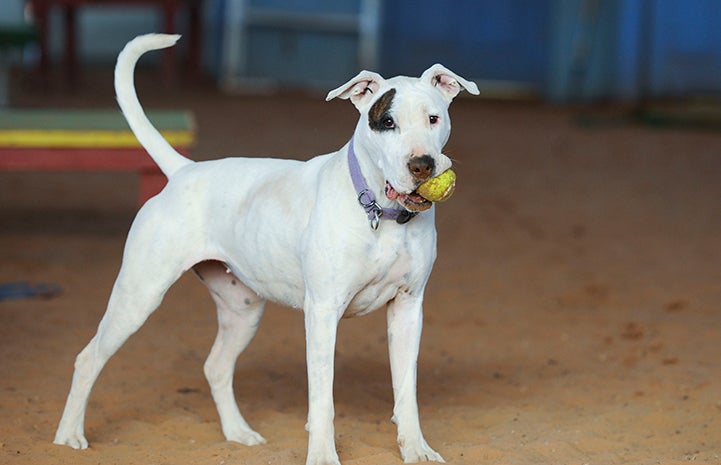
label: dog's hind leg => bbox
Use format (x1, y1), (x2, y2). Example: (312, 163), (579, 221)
(194, 261), (267, 446)
(54, 211), (193, 449)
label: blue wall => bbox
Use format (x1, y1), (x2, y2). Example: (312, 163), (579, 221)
(381, 0), (721, 101)
(547, 0), (721, 101)
(646, 0), (721, 95)
(380, 0), (550, 83)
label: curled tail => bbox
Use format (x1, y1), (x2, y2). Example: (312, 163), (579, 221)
(114, 34), (192, 177)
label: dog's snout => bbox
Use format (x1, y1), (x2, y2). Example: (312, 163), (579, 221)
(408, 155), (435, 181)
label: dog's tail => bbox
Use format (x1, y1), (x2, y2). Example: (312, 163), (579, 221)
(114, 34), (191, 177)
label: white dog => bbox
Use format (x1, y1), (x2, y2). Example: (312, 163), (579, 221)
(54, 34), (478, 465)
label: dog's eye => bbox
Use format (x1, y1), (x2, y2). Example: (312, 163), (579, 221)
(429, 115), (439, 125)
(383, 117), (396, 129)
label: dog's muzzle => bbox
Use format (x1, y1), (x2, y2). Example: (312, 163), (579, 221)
(384, 182), (433, 212)
(348, 137), (419, 229)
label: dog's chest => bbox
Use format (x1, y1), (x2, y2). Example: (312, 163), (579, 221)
(344, 233), (419, 317)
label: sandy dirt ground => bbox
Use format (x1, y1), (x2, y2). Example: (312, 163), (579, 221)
(1, 69), (720, 465)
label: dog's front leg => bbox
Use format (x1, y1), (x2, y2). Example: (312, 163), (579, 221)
(304, 304), (342, 465)
(387, 294), (444, 463)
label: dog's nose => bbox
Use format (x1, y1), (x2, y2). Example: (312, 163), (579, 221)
(408, 155), (435, 181)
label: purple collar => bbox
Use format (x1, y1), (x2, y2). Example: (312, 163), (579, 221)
(347, 137), (416, 230)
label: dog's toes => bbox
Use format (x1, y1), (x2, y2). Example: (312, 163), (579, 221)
(399, 437), (444, 463)
(402, 450), (444, 463)
(305, 452), (341, 465)
(227, 429), (267, 446)
(305, 439), (341, 465)
(402, 448), (445, 463)
(53, 432), (89, 450)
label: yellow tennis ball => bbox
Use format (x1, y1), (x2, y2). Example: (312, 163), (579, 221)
(416, 169), (456, 202)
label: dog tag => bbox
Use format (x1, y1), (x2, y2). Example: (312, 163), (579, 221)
(395, 210), (416, 224)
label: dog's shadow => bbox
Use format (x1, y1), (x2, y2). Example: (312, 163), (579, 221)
(229, 350), (475, 422)
(229, 355), (395, 417)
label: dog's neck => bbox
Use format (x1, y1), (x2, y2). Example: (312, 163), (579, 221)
(347, 136), (416, 230)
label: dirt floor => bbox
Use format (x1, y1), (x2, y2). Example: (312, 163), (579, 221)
(1, 67), (720, 465)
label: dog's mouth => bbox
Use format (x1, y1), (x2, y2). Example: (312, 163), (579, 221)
(384, 182), (433, 212)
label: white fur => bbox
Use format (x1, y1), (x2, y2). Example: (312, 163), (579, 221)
(53, 33), (478, 465)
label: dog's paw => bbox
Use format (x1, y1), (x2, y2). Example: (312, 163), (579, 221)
(53, 431), (89, 450)
(305, 429), (340, 465)
(225, 428), (267, 446)
(305, 451), (341, 465)
(398, 435), (444, 463)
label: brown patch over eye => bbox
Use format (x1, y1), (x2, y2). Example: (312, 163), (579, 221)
(368, 88), (397, 131)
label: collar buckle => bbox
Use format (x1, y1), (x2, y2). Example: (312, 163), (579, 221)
(358, 189), (383, 230)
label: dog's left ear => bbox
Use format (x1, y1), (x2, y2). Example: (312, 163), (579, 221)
(421, 64), (480, 102)
(326, 70), (386, 110)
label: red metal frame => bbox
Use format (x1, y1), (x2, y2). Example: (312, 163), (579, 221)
(0, 146), (190, 206)
(30, 0), (202, 85)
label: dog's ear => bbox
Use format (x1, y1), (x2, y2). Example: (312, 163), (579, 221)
(421, 64), (480, 102)
(326, 70), (386, 110)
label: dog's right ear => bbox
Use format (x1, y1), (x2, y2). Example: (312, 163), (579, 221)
(326, 70), (386, 110)
(421, 64), (480, 102)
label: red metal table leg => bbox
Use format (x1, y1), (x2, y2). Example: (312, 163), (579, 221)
(161, 3), (176, 85)
(64, 5), (78, 86)
(34, 2), (50, 76)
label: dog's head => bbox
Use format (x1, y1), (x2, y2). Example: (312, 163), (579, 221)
(327, 64), (479, 212)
